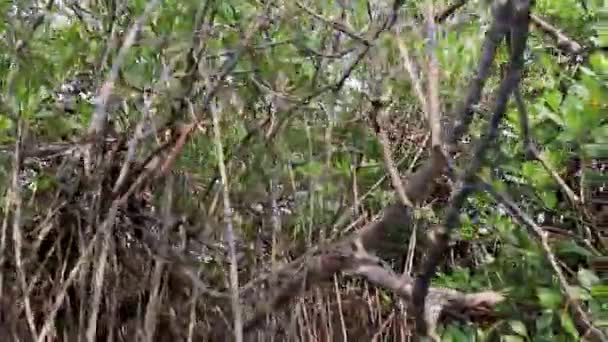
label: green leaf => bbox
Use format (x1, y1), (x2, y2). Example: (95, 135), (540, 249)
(562, 98), (586, 137)
(590, 125), (608, 143)
(583, 143), (608, 159)
(509, 320), (528, 337)
(0, 115), (13, 131)
(442, 325), (471, 342)
(501, 336), (526, 342)
(555, 240), (593, 258)
(539, 191), (557, 209)
(591, 285), (608, 299)
(521, 161), (551, 188)
(534, 103), (564, 126)
(537, 287), (562, 309)
(577, 269), (600, 288)
(589, 52), (608, 75)
(560, 310), (579, 338)
(535, 310), (554, 333)
(31, 174), (57, 192)
(544, 90), (562, 112)
(297, 160), (324, 178)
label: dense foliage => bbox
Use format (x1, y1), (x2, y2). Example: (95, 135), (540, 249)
(0, 0), (606, 341)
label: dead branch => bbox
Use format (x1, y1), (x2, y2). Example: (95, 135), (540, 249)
(436, 0), (469, 24)
(240, 138), (456, 338)
(530, 14), (584, 55)
(240, 215), (504, 340)
(211, 100), (244, 340)
(8, 122), (37, 340)
(373, 102), (414, 208)
(425, 1), (443, 149)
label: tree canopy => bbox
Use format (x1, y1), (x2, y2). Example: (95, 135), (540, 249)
(0, 0), (606, 341)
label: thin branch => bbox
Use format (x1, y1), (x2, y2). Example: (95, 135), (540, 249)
(478, 181), (606, 342)
(295, 1), (372, 46)
(515, 89), (581, 205)
(436, 0), (468, 23)
(36, 220), (103, 342)
(10, 122), (37, 339)
(350, 258), (504, 342)
(446, 0), (512, 147)
(396, 39), (428, 115)
(433, 1), (584, 56)
(85, 207), (114, 342)
(532, 146), (580, 206)
(144, 178), (173, 342)
(425, 1), (443, 149)
(240, 225), (504, 340)
(373, 102), (414, 208)
(412, 0), (533, 336)
(331, 133), (430, 235)
(87, 0), (161, 137)
(204, 39), (294, 60)
(112, 88), (156, 193)
(203, 0), (403, 200)
(211, 101), (243, 341)
(530, 14), (583, 55)
(0, 196), (8, 299)
(86, 141), (125, 342)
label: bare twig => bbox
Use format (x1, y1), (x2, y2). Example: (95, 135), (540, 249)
(36, 228), (99, 342)
(156, 122), (197, 178)
(10, 123), (37, 339)
(0, 158), (10, 299)
(84, 0), (161, 178)
(333, 275), (348, 342)
(144, 178), (173, 342)
(436, 0), (468, 23)
(349, 257), (504, 342)
(87, 0), (161, 137)
(211, 101), (243, 341)
(373, 102), (414, 208)
(112, 79), (159, 193)
(513, 57), (581, 207)
(295, 1), (372, 46)
(396, 39), (428, 114)
(241, 226), (504, 339)
(532, 146), (581, 204)
(530, 14), (583, 55)
(269, 177), (282, 269)
(85, 204), (117, 342)
(425, 1), (443, 149)
(514, 83), (592, 250)
(331, 133), (430, 235)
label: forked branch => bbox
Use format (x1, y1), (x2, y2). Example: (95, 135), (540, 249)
(412, 0), (533, 336)
(241, 214), (504, 341)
